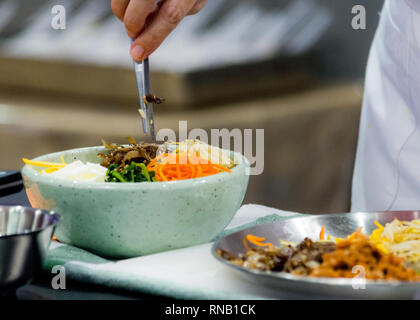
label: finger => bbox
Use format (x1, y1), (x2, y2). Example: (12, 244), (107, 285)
(130, 0), (196, 60)
(187, 0), (207, 15)
(111, 0), (130, 21)
(124, 0), (156, 39)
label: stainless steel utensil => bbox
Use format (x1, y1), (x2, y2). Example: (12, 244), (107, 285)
(133, 57), (155, 141)
(0, 206), (59, 293)
(212, 211), (420, 299)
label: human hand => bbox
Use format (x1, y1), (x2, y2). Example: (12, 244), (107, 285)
(111, 0), (207, 61)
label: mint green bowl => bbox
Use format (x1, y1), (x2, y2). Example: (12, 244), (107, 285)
(21, 146), (249, 259)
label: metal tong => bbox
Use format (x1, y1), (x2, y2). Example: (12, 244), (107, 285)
(133, 57), (155, 141)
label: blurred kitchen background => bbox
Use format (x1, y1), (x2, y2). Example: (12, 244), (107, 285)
(0, 0), (384, 213)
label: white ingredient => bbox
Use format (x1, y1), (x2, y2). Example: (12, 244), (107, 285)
(48, 160), (107, 182)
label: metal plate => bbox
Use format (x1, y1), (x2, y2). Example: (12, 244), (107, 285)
(212, 211), (420, 299)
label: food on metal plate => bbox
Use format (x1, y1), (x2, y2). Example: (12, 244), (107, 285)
(219, 223), (420, 282)
(220, 235), (336, 275)
(283, 238), (337, 275)
(311, 232), (420, 281)
(370, 219), (420, 273)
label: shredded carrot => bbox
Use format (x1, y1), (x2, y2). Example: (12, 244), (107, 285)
(158, 165), (168, 181)
(147, 152), (232, 181)
(343, 226), (363, 242)
(320, 226), (325, 240)
(353, 226), (363, 235)
(243, 234), (273, 249)
(310, 232), (420, 281)
(243, 237), (252, 251)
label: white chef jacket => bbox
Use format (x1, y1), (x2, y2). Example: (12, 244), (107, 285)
(352, 0), (420, 211)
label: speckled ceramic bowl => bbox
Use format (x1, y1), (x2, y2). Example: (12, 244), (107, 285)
(21, 146), (249, 258)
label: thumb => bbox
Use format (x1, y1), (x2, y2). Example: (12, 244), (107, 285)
(130, 0), (196, 61)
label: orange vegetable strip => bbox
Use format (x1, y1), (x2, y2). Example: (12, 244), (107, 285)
(320, 226), (325, 240)
(244, 234), (273, 249)
(148, 152), (232, 182)
(243, 237), (252, 251)
(158, 166), (168, 181)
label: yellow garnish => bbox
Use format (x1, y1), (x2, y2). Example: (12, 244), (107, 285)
(369, 228), (384, 242)
(374, 220), (384, 230)
(61, 156), (66, 164)
(22, 158), (67, 169)
(280, 240), (296, 246)
(43, 167), (62, 173)
(376, 243), (389, 254)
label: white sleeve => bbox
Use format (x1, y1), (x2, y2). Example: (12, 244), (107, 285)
(352, 0), (420, 211)
(405, 0), (420, 13)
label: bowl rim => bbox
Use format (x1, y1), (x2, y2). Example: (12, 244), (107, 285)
(21, 145), (250, 190)
(0, 205), (60, 239)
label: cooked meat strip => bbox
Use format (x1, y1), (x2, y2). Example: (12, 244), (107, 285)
(98, 138), (158, 170)
(219, 238), (336, 275)
(144, 94), (165, 105)
(231, 246), (293, 271)
(284, 238), (336, 275)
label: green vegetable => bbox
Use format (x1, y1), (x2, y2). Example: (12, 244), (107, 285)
(105, 162), (155, 183)
(136, 163), (151, 181)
